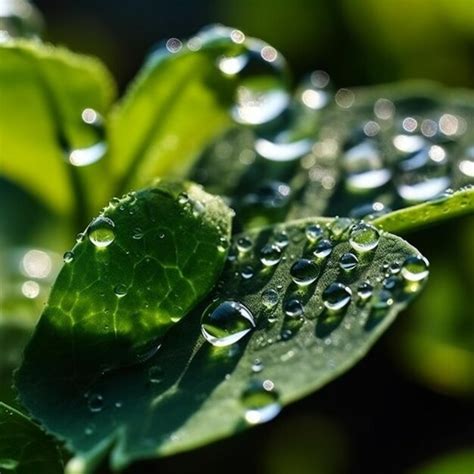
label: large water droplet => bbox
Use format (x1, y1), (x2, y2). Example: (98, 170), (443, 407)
(201, 301), (255, 347)
(322, 283), (352, 311)
(349, 223), (380, 252)
(67, 109), (107, 167)
(223, 40), (289, 126)
(241, 379), (281, 424)
(401, 255), (429, 282)
(290, 259), (319, 286)
(88, 216), (115, 248)
(0, 0), (43, 41)
(260, 243), (282, 266)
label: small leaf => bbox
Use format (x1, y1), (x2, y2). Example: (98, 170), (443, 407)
(17, 217), (427, 470)
(18, 179), (232, 377)
(109, 25), (289, 194)
(0, 402), (64, 474)
(0, 40), (116, 218)
(371, 186), (473, 234)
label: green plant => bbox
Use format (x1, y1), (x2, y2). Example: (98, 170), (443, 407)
(1, 10), (473, 474)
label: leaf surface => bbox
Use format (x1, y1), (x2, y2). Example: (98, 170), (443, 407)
(0, 40), (116, 218)
(17, 217), (427, 471)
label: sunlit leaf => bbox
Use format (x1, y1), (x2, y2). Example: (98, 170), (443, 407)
(0, 40), (116, 219)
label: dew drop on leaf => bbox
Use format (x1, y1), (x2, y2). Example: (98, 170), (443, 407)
(322, 283), (352, 311)
(313, 239), (333, 258)
(87, 216), (115, 248)
(63, 251), (74, 263)
(201, 301), (255, 347)
(262, 288), (279, 309)
(241, 379), (281, 425)
(305, 224), (324, 242)
(349, 223), (380, 252)
(401, 255), (429, 282)
(339, 252), (359, 271)
(290, 259), (320, 286)
(259, 243), (282, 266)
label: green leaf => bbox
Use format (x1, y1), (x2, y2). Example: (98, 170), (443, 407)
(17, 217), (427, 470)
(0, 402), (64, 474)
(372, 186), (474, 234)
(109, 26), (289, 195)
(0, 40), (116, 219)
(191, 82), (474, 231)
(16, 180), (232, 378)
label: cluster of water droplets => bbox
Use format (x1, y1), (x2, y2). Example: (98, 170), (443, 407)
(332, 97), (474, 216)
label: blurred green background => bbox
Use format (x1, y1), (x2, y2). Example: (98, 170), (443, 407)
(2, 0), (474, 473)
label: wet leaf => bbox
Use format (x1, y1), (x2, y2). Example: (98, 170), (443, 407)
(0, 40), (116, 219)
(0, 402), (64, 474)
(17, 217), (427, 471)
(16, 180), (232, 379)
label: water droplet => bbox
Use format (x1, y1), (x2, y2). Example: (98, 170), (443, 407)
(241, 265), (255, 279)
(236, 236), (253, 252)
(401, 255), (429, 282)
(201, 301), (255, 347)
(217, 236), (229, 253)
(290, 259), (319, 286)
(224, 41), (289, 125)
(313, 239), (333, 258)
(262, 288), (279, 309)
(255, 137), (312, 162)
(88, 216), (115, 248)
(63, 251), (74, 263)
(114, 284), (127, 298)
(305, 224), (324, 242)
(252, 359), (264, 373)
(67, 109), (107, 167)
(274, 231), (289, 248)
(283, 298), (304, 317)
(343, 141), (391, 191)
(322, 283), (352, 311)
(349, 223), (380, 252)
(357, 281), (373, 300)
(132, 227), (144, 240)
(260, 244), (282, 266)
(148, 365), (164, 384)
(87, 393), (103, 412)
(241, 379), (281, 424)
(339, 252), (359, 271)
